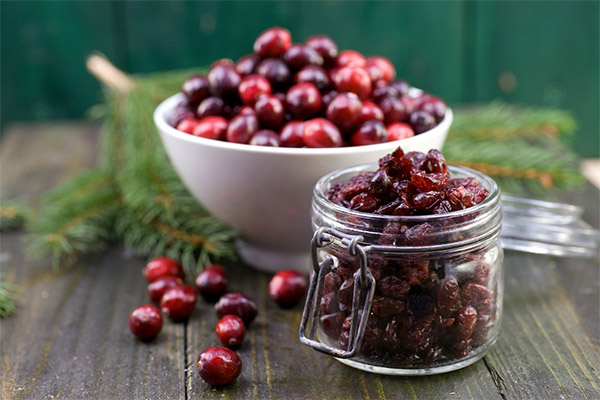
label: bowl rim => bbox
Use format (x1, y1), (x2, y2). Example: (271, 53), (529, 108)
(154, 92), (453, 157)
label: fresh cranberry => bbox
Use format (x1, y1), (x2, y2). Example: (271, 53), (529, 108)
(372, 85), (400, 101)
(254, 94), (285, 129)
(129, 305), (162, 341)
(143, 257), (185, 283)
(333, 67), (371, 100)
(279, 121), (305, 147)
(238, 74), (272, 105)
(303, 118), (343, 148)
(160, 285), (197, 321)
(196, 264), (228, 303)
(226, 114), (259, 144)
(239, 106), (256, 117)
(351, 120), (388, 146)
(256, 58), (291, 90)
(176, 118), (201, 134)
(236, 54), (260, 76)
(365, 57), (396, 83)
(283, 44), (324, 70)
(250, 129), (281, 146)
(181, 75), (210, 104)
(379, 96), (409, 124)
(412, 93), (433, 107)
(253, 27), (292, 57)
(390, 80), (411, 97)
(410, 111), (437, 134)
(295, 65), (331, 91)
(197, 96), (225, 118)
(211, 58), (235, 68)
(419, 97), (447, 122)
(216, 315), (246, 349)
(148, 276), (184, 303)
(285, 83), (322, 119)
(321, 90), (338, 108)
(197, 346), (242, 386)
(336, 50), (366, 68)
(169, 106), (195, 127)
(360, 101), (384, 123)
(326, 92), (363, 132)
(306, 35), (338, 67)
(387, 122), (415, 141)
(268, 270), (308, 308)
(208, 64), (241, 98)
(215, 293), (258, 325)
(192, 116), (228, 140)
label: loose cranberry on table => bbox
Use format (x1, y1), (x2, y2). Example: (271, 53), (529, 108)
(333, 66), (372, 100)
(238, 74), (272, 105)
(143, 257), (185, 283)
(176, 118), (201, 135)
(279, 121), (305, 147)
(226, 113), (259, 144)
(196, 264), (228, 303)
(283, 44), (324, 70)
(303, 118), (343, 148)
(336, 49), (366, 68)
(197, 346), (242, 386)
(268, 270), (308, 308)
(181, 75), (210, 104)
(208, 64), (241, 98)
(254, 94), (285, 129)
(253, 27), (291, 58)
(250, 129), (281, 146)
(148, 276), (184, 303)
(387, 122), (415, 141)
(215, 293), (258, 325)
(306, 35), (338, 67)
(256, 58), (292, 90)
(295, 65), (331, 91)
(197, 96), (225, 118)
(351, 120), (388, 146)
(236, 54), (260, 77)
(285, 82), (322, 119)
(129, 305), (162, 341)
(365, 56), (396, 83)
(326, 92), (363, 132)
(215, 315), (246, 349)
(192, 116), (228, 140)
(160, 285), (197, 321)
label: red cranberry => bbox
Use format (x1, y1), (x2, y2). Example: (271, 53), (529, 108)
(239, 106), (256, 117)
(390, 80), (411, 97)
(211, 58), (234, 69)
(373, 85), (400, 101)
(197, 346), (242, 386)
(279, 121), (305, 147)
(410, 111), (437, 134)
(215, 293), (258, 325)
(182, 75), (210, 104)
(143, 257), (185, 283)
(208, 64), (241, 98)
(197, 96), (225, 118)
(303, 118), (343, 148)
(387, 122), (415, 141)
(176, 118), (201, 134)
(413, 93), (433, 107)
(254, 94), (285, 129)
(306, 35), (338, 67)
(226, 114), (259, 144)
(361, 101), (384, 122)
(236, 54), (260, 76)
(129, 305), (162, 341)
(169, 106), (196, 127)
(192, 116), (228, 140)
(379, 96), (409, 124)
(268, 270), (308, 308)
(420, 97), (447, 122)
(160, 285), (197, 321)
(333, 67), (371, 100)
(283, 44), (324, 70)
(326, 93), (363, 132)
(336, 50), (366, 68)
(256, 58), (291, 90)
(196, 264), (228, 303)
(365, 57), (396, 83)
(148, 276), (184, 303)
(295, 65), (331, 91)
(351, 120), (388, 146)
(286, 83), (322, 119)
(250, 129), (280, 146)
(216, 315), (246, 349)
(238, 74), (272, 105)
(321, 90), (338, 108)
(253, 27), (291, 58)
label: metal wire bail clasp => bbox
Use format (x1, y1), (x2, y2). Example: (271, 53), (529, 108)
(298, 227), (376, 359)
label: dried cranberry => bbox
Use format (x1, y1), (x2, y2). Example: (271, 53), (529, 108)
(412, 191), (444, 211)
(372, 296), (405, 317)
(197, 346), (242, 386)
(195, 264), (228, 303)
(435, 277), (462, 317)
(378, 275), (410, 298)
(411, 171), (448, 192)
(143, 257), (184, 283)
(269, 270), (308, 308)
(349, 192), (378, 212)
(455, 306), (477, 340)
(216, 315), (246, 349)
(129, 305), (162, 341)
(461, 283), (493, 315)
(424, 149), (448, 175)
(148, 276), (184, 303)
(215, 293), (258, 325)
(160, 285), (197, 321)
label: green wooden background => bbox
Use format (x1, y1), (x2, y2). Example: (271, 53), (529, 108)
(1, 1), (598, 156)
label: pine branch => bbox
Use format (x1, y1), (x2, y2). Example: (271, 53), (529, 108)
(0, 274), (20, 318)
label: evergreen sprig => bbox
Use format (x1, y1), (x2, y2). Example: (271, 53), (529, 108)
(0, 274), (20, 318)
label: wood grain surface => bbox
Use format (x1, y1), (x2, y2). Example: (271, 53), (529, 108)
(0, 123), (598, 400)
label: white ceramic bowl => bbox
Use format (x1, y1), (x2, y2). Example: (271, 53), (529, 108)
(154, 93), (453, 272)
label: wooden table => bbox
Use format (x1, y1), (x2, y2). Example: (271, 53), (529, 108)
(1, 123), (599, 400)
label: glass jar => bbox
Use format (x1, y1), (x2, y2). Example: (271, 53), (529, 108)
(299, 163), (503, 375)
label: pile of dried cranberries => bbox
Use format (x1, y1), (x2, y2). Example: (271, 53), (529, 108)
(170, 27), (447, 148)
